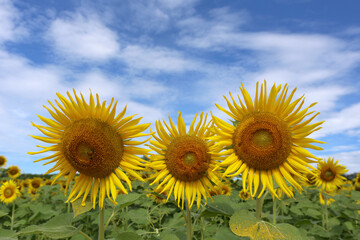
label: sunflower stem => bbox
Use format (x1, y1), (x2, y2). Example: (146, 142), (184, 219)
(273, 198), (277, 224)
(200, 216), (205, 240)
(324, 194), (329, 231)
(256, 183), (265, 220)
(98, 207), (105, 240)
(10, 202), (15, 231)
(185, 200), (193, 240)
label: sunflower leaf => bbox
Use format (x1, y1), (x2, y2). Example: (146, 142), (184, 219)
(71, 198), (93, 218)
(229, 210), (304, 239)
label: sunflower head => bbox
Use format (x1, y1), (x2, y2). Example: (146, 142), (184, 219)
(0, 180), (20, 204)
(29, 90), (152, 209)
(7, 166), (21, 179)
(315, 157), (348, 192)
(147, 112), (223, 209)
(0, 156), (7, 167)
(30, 177), (43, 189)
(239, 189), (251, 201)
(210, 80), (324, 199)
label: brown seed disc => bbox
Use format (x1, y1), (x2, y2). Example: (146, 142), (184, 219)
(165, 135), (210, 182)
(4, 187), (14, 198)
(31, 180), (41, 189)
(0, 156), (5, 165)
(9, 169), (18, 175)
(233, 112), (292, 170)
(320, 168), (336, 182)
(62, 118), (124, 178)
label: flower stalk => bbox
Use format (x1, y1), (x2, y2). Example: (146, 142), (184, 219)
(98, 207), (105, 240)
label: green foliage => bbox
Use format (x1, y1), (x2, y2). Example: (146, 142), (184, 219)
(0, 178), (359, 239)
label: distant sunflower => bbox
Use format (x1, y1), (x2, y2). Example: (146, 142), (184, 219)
(239, 189), (250, 201)
(30, 177), (43, 189)
(0, 180), (20, 204)
(218, 182), (232, 196)
(210, 80), (324, 199)
(29, 90), (152, 209)
(319, 191), (335, 206)
(7, 166), (21, 179)
(0, 156), (7, 167)
(147, 112), (222, 209)
(315, 157), (347, 192)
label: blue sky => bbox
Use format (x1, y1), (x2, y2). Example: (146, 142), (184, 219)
(0, 0), (360, 174)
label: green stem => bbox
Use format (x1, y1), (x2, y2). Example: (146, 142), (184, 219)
(10, 202), (15, 231)
(98, 207), (105, 240)
(273, 198), (277, 224)
(256, 182), (265, 220)
(185, 200), (193, 240)
(78, 231), (93, 240)
(324, 195), (328, 231)
(200, 217), (205, 240)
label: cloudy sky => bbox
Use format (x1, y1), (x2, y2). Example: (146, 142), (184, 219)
(0, 0), (359, 174)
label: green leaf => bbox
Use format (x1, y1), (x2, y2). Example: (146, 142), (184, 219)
(18, 213), (80, 239)
(201, 196), (234, 217)
(116, 232), (143, 240)
(160, 234), (180, 240)
(344, 221), (355, 231)
(305, 209), (321, 219)
(328, 217), (341, 229)
(214, 226), (244, 240)
(0, 229), (18, 240)
(350, 191), (360, 201)
(229, 210), (303, 239)
(0, 209), (8, 218)
(309, 225), (331, 238)
(123, 208), (148, 225)
(116, 193), (142, 210)
(289, 206), (303, 216)
(72, 198), (93, 218)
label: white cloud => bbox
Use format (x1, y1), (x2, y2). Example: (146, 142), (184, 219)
(47, 13), (119, 61)
(0, 0), (26, 43)
(315, 102), (360, 138)
(119, 45), (197, 72)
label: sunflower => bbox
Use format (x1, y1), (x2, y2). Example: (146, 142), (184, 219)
(29, 90), (152, 209)
(218, 182), (232, 196)
(147, 112), (223, 209)
(210, 80), (324, 199)
(319, 191), (335, 206)
(314, 157), (348, 192)
(0, 156), (7, 167)
(30, 177), (43, 189)
(7, 166), (21, 179)
(0, 180), (20, 204)
(239, 189), (251, 201)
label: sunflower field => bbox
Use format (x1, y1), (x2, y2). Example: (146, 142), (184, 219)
(0, 80), (360, 240)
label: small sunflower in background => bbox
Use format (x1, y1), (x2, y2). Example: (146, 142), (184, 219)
(210, 80), (324, 199)
(0, 156), (7, 168)
(29, 90), (152, 209)
(0, 180), (20, 204)
(314, 157), (348, 192)
(239, 189), (251, 201)
(7, 166), (21, 179)
(218, 182), (233, 196)
(319, 191), (335, 206)
(29, 177), (43, 190)
(147, 112), (223, 209)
